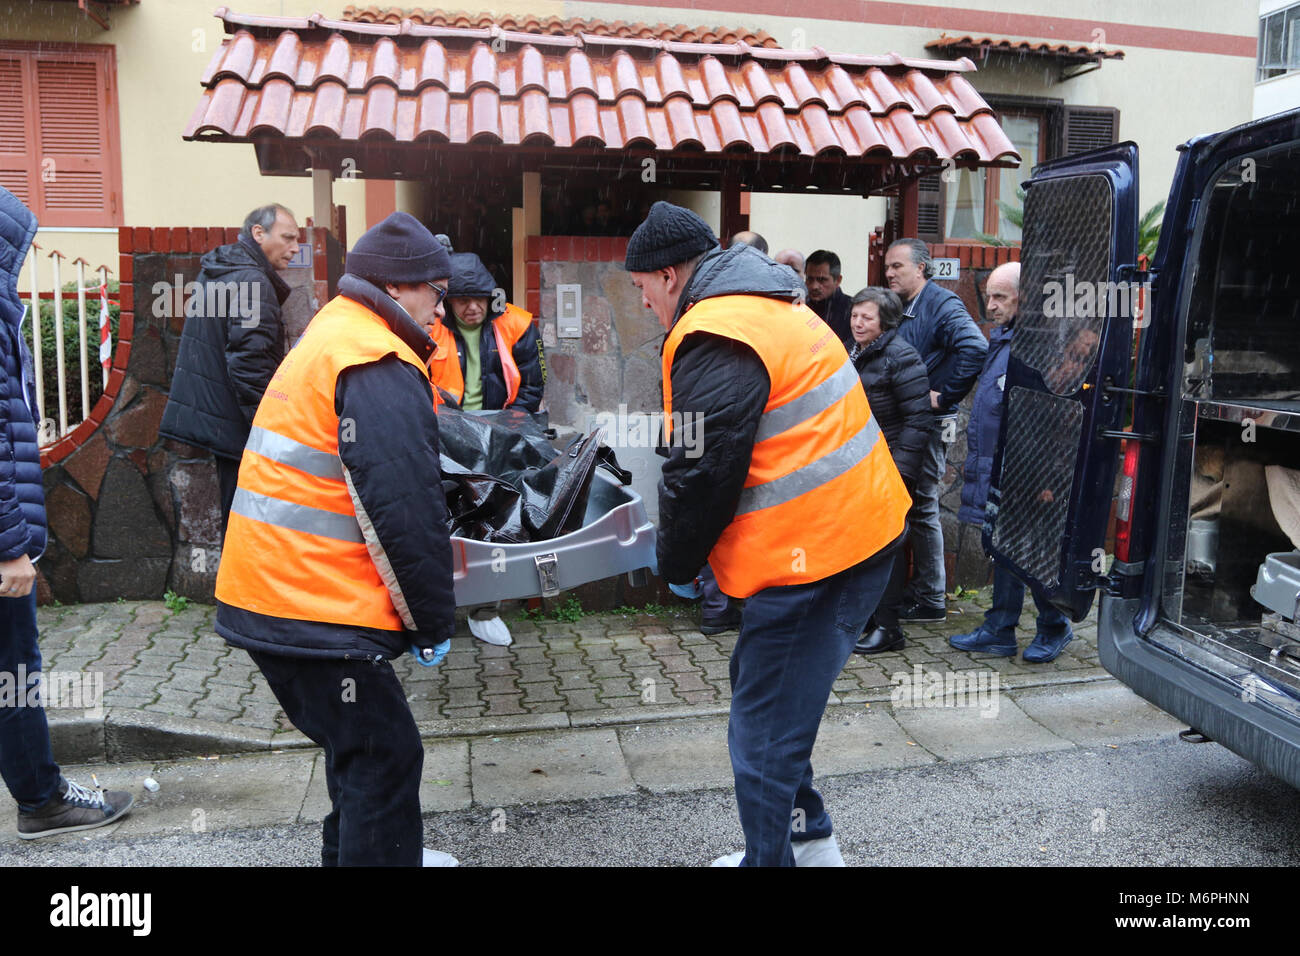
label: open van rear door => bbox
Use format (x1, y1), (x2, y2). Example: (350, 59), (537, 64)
(983, 142), (1140, 621)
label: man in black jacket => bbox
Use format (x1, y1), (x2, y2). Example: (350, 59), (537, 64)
(805, 249), (853, 345)
(884, 238), (988, 623)
(159, 204), (298, 535)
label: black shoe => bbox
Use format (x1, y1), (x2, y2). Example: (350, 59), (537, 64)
(700, 609), (742, 635)
(898, 601), (946, 623)
(854, 625), (905, 655)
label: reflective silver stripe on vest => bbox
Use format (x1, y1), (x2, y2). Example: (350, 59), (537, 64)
(753, 359), (861, 445)
(245, 426), (344, 482)
(230, 487), (365, 543)
(736, 417), (882, 515)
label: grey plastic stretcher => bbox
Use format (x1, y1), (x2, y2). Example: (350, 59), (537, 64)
(1251, 551), (1300, 621)
(449, 469), (657, 608)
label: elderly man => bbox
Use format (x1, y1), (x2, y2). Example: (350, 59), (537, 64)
(774, 249), (805, 281)
(804, 249), (852, 344)
(950, 262), (1073, 662)
(160, 203), (299, 535)
(729, 230), (768, 254)
(884, 238), (988, 623)
(215, 212), (459, 866)
(627, 202), (910, 866)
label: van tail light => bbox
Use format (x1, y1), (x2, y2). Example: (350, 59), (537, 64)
(1115, 438), (1141, 563)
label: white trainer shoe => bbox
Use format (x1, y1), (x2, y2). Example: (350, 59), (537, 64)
(709, 834), (845, 867)
(422, 848), (460, 867)
(792, 834), (845, 866)
(468, 614), (512, 646)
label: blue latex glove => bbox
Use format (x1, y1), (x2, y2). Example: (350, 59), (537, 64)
(668, 579), (703, 601)
(411, 638), (451, 667)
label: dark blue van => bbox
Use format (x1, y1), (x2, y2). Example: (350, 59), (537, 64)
(984, 109), (1300, 789)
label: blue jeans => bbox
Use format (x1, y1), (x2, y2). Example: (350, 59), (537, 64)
(699, 563), (733, 621)
(983, 561), (1070, 641)
(0, 591), (62, 812)
(906, 420), (949, 607)
(728, 547), (895, 866)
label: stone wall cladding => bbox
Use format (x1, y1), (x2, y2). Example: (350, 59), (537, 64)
(34, 226), (323, 605)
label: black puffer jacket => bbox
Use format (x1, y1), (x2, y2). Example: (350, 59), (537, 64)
(443, 253), (545, 412)
(849, 329), (930, 487)
(809, 286), (853, 345)
(159, 235), (291, 459)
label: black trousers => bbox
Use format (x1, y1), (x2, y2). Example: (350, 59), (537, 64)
(215, 455), (240, 539)
(247, 650), (424, 866)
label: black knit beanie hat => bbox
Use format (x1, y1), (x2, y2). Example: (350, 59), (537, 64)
(345, 211), (451, 284)
(624, 201), (718, 272)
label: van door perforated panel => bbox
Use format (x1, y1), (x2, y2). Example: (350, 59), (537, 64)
(989, 172), (1114, 590)
(1015, 175), (1114, 396)
(993, 387), (1085, 588)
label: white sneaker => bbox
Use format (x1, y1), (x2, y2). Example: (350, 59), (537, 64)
(422, 848), (460, 867)
(710, 850), (745, 866)
(468, 614), (512, 646)
(709, 835), (845, 867)
(792, 834), (845, 867)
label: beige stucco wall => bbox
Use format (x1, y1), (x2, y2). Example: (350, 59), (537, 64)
(6, 0), (1259, 296)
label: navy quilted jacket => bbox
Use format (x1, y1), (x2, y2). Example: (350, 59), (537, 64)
(0, 186), (46, 561)
(959, 322), (1014, 526)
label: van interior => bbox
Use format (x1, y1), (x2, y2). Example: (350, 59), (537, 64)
(1158, 141), (1300, 707)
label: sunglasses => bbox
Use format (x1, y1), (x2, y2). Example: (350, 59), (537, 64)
(426, 282), (448, 306)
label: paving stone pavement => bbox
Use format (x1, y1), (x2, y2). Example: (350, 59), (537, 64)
(29, 591), (1104, 757)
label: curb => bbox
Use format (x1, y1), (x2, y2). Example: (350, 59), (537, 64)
(46, 667), (1115, 763)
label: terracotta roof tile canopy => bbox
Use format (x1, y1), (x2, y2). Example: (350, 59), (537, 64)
(186, 9), (1019, 191)
(341, 6), (782, 48)
(927, 34), (1125, 64)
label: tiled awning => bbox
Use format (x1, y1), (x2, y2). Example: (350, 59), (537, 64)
(340, 6), (782, 48)
(185, 9), (1019, 188)
(926, 34), (1125, 66)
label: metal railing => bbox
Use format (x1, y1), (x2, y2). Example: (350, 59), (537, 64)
(19, 243), (116, 446)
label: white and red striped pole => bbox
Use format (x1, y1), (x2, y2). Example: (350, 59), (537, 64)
(98, 266), (112, 388)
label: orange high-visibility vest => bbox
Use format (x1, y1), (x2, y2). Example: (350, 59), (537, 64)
(215, 294), (437, 632)
(427, 303), (532, 407)
(662, 295), (912, 598)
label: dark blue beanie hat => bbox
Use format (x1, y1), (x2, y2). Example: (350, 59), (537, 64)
(624, 201), (718, 272)
(345, 211), (451, 284)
